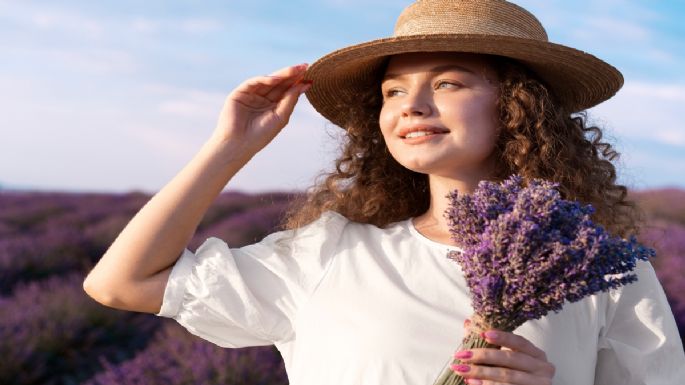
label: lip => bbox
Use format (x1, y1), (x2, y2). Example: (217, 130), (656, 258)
(398, 124), (450, 139)
(401, 132), (448, 145)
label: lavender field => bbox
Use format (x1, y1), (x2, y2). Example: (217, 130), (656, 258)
(1, 189), (683, 384)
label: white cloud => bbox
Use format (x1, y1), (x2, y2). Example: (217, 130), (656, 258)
(227, 97), (342, 192)
(590, 81), (685, 146)
(0, 3), (107, 40)
(157, 90), (226, 119)
(130, 16), (162, 34)
(46, 48), (139, 74)
(623, 82), (685, 103)
(574, 16), (651, 43)
(123, 123), (199, 162)
(127, 15), (224, 35)
(1, 0), (682, 192)
(655, 130), (685, 147)
(179, 18), (223, 34)
(29, 8), (105, 37)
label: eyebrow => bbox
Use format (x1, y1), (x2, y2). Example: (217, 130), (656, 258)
(383, 64), (477, 81)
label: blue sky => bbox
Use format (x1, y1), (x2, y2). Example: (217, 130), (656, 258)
(1, 0), (684, 193)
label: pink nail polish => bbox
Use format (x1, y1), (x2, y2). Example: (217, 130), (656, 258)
(454, 350), (473, 359)
(484, 330), (498, 339)
(450, 364), (470, 373)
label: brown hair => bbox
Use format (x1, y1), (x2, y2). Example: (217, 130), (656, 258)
(284, 56), (641, 237)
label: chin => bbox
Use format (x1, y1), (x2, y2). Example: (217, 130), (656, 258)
(395, 159), (440, 175)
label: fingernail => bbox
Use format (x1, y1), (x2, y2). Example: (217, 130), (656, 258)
(450, 364), (470, 373)
(300, 83), (312, 93)
(295, 63), (308, 70)
(454, 350), (473, 359)
(466, 379), (483, 385)
(463, 318), (471, 327)
(482, 330), (498, 340)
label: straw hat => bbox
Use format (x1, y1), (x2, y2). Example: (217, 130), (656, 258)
(304, 0), (623, 128)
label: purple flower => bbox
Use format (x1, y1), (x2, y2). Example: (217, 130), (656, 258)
(434, 175), (655, 385)
(444, 175), (654, 330)
(84, 321), (287, 385)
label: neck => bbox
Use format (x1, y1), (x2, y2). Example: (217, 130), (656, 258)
(413, 173), (484, 244)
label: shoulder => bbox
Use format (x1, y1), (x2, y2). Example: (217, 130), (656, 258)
(254, 211), (412, 254)
(282, 210), (409, 237)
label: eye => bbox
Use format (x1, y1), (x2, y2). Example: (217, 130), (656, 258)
(384, 88), (405, 98)
(435, 80), (461, 90)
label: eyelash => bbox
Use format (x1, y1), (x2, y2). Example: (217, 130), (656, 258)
(385, 89), (404, 98)
(436, 80), (461, 89)
(383, 80), (463, 98)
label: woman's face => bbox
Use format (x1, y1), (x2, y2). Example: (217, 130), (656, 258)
(379, 52), (500, 181)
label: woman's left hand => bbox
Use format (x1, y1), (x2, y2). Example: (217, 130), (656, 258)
(451, 324), (555, 385)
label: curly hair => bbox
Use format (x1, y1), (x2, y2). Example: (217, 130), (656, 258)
(283, 56), (641, 237)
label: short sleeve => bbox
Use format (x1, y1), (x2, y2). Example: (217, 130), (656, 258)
(594, 260), (685, 384)
(156, 211), (348, 348)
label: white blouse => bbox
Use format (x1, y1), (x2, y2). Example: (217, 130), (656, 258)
(157, 211), (685, 385)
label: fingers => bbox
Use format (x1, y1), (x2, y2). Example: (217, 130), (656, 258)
(454, 347), (539, 371)
(236, 63), (309, 104)
(273, 80), (311, 124)
(452, 326), (555, 384)
(480, 330), (547, 360)
(263, 64), (311, 101)
(451, 361), (551, 385)
(453, 348), (555, 379)
(268, 62), (309, 79)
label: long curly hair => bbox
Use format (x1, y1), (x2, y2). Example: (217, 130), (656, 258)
(283, 55), (641, 237)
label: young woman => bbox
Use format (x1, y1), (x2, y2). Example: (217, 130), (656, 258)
(84, 1), (685, 384)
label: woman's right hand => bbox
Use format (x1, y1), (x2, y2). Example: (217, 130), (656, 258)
(210, 63), (312, 160)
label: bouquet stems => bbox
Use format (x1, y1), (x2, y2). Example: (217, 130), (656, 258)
(432, 330), (500, 385)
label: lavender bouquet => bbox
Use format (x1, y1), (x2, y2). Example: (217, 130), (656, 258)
(432, 175), (655, 385)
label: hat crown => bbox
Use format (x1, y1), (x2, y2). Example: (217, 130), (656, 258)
(395, 0), (548, 41)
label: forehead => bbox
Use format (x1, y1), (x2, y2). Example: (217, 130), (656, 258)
(383, 52), (497, 80)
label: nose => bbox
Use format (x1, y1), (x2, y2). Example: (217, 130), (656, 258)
(401, 89), (433, 118)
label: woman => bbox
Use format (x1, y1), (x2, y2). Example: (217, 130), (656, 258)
(84, 1), (685, 384)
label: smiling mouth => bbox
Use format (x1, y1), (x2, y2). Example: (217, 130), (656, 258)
(404, 131), (438, 139)
(400, 127), (450, 139)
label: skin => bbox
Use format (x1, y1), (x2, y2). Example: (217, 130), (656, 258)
(84, 54), (554, 384)
(380, 52), (500, 246)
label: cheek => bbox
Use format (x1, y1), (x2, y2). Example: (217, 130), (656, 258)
(454, 94), (498, 131)
(378, 105), (395, 138)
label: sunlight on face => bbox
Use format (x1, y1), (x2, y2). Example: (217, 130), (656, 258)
(379, 52), (500, 181)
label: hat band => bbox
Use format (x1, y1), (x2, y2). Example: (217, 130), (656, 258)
(394, 16), (547, 41)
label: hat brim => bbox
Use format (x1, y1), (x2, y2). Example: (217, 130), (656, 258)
(304, 34), (623, 128)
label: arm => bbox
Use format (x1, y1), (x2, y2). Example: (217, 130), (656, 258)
(83, 63), (312, 314)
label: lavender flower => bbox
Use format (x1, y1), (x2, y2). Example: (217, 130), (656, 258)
(433, 175), (655, 385)
(0, 273), (158, 385)
(84, 321), (287, 385)
(639, 222), (685, 340)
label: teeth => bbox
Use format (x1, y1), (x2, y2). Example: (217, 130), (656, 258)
(405, 131), (432, 139)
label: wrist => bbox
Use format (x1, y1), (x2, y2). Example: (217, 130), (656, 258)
(203, 133), (256, 167)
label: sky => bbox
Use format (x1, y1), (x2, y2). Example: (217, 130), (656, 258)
(1, 0), (684, 193)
